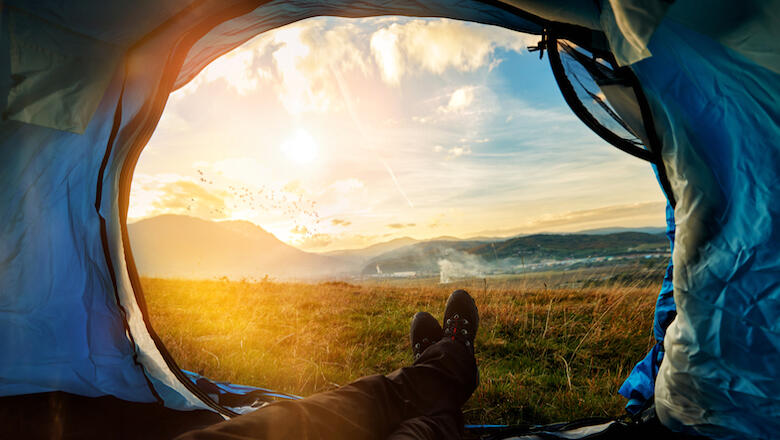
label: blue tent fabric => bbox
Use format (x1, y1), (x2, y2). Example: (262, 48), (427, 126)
(630, 18), (780, 439)
(0, 65), (158, 403)
(652, 203), (676, 343)
(619, 201), (676, 414)
(183, 370), (301, 411)
(619, 342), (664, 414)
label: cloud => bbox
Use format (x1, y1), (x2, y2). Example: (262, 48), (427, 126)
(265, 20), (372, 114)
(433, 145), (472, 158)
(528, 202), (666, 231)
(327, 178), (365, 194)
(331, 219), (352, 227)
(370, 27), (404, 84)
(370, 19), (536, 84)
(177, 19), (373, 115)
(130, 177), (232, 220)
(439, 86), (475, 113)
(175, 17), (535, 117)
(427, 213), (447, 229)
(472, 201), (667, 237)
(291, 224), (310, 235)
(297, 233), (333, 249)
(283, 180), (305, 195)
(387, 223), (416, 229)
(448, 146), (472, 158)
(179, 37), (274, 97)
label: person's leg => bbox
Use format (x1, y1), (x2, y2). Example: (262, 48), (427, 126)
(176, 340), (475, 440)
(382, 290), (480, 440)
(385, 412), (464, 440)
(176, 290), (479, 440)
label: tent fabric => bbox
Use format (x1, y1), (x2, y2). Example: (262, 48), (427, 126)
(599, 0), (672, 66)
(5, 9), (120, 133)
(3, 0), (201, 134)
(663, 0), (780, 75)
(0, 1), (778, 439)
(630, 18), (780, 439)
(183, 370), (301, 414)
(619, 201), (676, 414)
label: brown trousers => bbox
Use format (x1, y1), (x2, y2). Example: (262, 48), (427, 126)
(177, 339), (478, 440)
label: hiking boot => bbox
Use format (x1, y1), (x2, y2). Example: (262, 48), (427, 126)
(410, 312), (443, 361)
(443, 289), (478, 352)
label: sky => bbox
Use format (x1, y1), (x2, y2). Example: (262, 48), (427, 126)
(129, 17), (666, 252)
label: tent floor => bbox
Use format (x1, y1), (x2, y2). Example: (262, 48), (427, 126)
(1, 392), (706, 440)
(464, 417), (708, 440)
(0, 392), (224, 439)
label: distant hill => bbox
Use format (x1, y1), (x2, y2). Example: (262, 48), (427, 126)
(128, 215), (350, 280)
(468, 232), (668, 260)
(363, 232), (668, 275)
(361, 239), (490, 275)
(576, 226), (666, 235)
(128, 216), (671, 280)
(324, 237), (419, 259)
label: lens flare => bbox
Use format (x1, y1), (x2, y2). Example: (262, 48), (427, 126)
(281, 130), (318, 164)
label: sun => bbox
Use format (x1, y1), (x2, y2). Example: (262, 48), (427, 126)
(281, 130), (318, 164)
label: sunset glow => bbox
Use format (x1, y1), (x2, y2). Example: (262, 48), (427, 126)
(129, 17), (666, 252)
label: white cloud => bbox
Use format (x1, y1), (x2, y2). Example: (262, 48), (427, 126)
(448, 146), (472, 158)
(327, 178), (365, 194)
(173, 17), (535, 116)
(173, 19), (372, 115)
(370, 19), (536, 84)
(178, 40), (273, 97)
(370, 27), (404, 84)
(440, 86), (475, 113)
(433, 144), (472, 159)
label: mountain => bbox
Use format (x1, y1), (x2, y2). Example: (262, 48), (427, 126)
(363, 232), (669, 275)
(361, 239), (491, 275)
(576, 226), (666, 235)
(467, 232), (668, 260)
(323, 236), (419, 260)
(127, 215), (671, 280)
(127, 215), (350, 280)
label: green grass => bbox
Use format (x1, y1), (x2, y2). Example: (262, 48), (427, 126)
(142, 274), (657, 425)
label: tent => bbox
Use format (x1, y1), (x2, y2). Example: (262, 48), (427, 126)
(1, 1), (777, 438)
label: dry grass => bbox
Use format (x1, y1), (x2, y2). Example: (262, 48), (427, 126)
(142, 275), (657, 425)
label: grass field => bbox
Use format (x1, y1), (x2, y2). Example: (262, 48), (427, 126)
(142, 269), (659, 425)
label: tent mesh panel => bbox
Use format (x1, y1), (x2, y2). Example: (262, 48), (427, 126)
(557, 40), (644, 147)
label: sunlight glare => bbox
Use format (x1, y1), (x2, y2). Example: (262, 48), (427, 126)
(281, 130), (319, 164)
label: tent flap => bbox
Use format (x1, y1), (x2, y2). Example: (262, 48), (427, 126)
(633, 18), (780, 439)
(4, 8), (120, 133)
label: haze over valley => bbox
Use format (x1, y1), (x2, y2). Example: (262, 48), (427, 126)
(129, 215), (668, 282)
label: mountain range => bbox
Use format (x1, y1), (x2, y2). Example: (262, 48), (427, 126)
(128, 215), (668, 280)
(128, 215), (351, 280)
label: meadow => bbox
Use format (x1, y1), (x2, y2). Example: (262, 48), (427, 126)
(142, 268), (659, 425)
